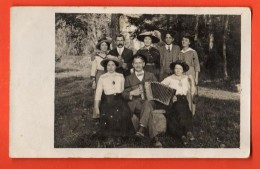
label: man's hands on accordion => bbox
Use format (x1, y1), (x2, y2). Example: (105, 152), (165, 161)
(130, 87), (143, 96)
(172, 96), (177, 103)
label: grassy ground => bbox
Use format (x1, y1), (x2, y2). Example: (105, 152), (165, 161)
(54, 74), (240, 148)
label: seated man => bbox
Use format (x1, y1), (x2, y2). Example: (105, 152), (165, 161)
(122, 54), (162, 148)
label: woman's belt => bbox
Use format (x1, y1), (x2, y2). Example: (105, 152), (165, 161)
(102, 93), (122, 102)
(176, 95), (187, 100)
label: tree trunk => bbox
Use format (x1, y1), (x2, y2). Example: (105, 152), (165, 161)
(110, 14), (120, 48)
(177, 15), (182, 44)
(194, 15), (199, 42)
(207, 15), (216, 79)
(208, 15), (214, 50)
(223, 15), (229, 80)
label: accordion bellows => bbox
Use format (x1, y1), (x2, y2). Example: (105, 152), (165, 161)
(142, 81), (176, 106)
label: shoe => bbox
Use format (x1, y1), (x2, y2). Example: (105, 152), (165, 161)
(181, 135), (188, 145)
(152, 136), (163, 148)
(135, 131), (145, 138)
(187, 132), (195, 141)
(153, 140), (163, 148)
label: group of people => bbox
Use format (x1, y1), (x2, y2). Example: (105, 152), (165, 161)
(90, 31), (200, 147)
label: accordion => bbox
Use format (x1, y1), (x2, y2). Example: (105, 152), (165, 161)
(139, 81), (176, 106)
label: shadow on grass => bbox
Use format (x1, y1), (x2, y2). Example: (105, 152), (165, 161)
(199, 80), (240, 93)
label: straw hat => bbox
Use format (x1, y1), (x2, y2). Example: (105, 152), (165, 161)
(100, 55), (121, 67)
(96, 37), (112, 50)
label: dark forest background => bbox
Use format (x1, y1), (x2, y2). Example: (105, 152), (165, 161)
(55, 13), (241, 81)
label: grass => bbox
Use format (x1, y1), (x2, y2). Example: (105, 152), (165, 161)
(54, 75), (240, 148)
(55, 67), (79, 73)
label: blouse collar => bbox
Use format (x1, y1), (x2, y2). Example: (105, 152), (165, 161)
(107, 72), (116, 76)
(97, 52), (107, 58)
(180, 47), (194, 53)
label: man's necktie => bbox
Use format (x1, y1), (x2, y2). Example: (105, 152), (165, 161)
(136, 73), (144, 77)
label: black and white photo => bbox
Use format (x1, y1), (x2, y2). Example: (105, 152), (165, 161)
(10, 7), (251, 158)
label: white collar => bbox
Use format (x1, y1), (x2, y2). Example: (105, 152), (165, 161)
(135, 70), (144, 75)
(180, 47), (194, 53)
(107, 72), (116, 75)
(97, 53), (107, 59)
(165, 44), (173, 50)
(144, 46), (151, 50)
(107, 72), (116, 76)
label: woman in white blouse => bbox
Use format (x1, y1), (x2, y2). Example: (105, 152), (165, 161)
(93, 55), (134, 146)
(161, 60), (196, 145)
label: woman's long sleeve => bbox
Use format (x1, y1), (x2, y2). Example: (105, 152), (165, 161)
(161, 77), (170, 86)
(94, 77), (103, 101)
(90, 59), (97, 78)
(93, 77), (103, 118)
(121, 77), (125, 93)
(193, 51), (200, 72)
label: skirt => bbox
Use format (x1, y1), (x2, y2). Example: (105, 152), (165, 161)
(98, 93), (135, 137)
(166, 95), (193, 137)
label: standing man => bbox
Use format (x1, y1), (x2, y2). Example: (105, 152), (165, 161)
(108, 34), (133, 77)
(122, 54), (163, 148)
(158, 31), (180, 81)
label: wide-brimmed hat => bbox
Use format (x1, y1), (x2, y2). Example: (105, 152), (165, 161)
(137, 31), (160, 43)
(100, 55), (121, 68)
(169, 60), (189, 73)
(131, 54), (147, 64)
(96, 37), (112, 50)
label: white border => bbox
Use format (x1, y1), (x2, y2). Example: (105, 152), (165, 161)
(10, 7), (251, 158)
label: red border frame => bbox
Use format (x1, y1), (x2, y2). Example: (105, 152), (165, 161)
(0, 0), (258, 169)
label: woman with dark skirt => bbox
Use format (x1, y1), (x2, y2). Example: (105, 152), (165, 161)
(161, 60), (196, 145)
(93, 55), (134, 146)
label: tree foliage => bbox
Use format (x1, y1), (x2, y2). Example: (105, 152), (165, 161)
(55, 13), (111, 57)
(55, 13), (241, 80)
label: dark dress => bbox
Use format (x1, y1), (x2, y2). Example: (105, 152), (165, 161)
(136, 47), (161, 80)
(98, 93), (134, 137)
(166, 95), (193, 137)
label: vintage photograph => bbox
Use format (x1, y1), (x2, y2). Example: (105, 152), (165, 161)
(54, 12), (242, 148)
(10, 7), (250, 158)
